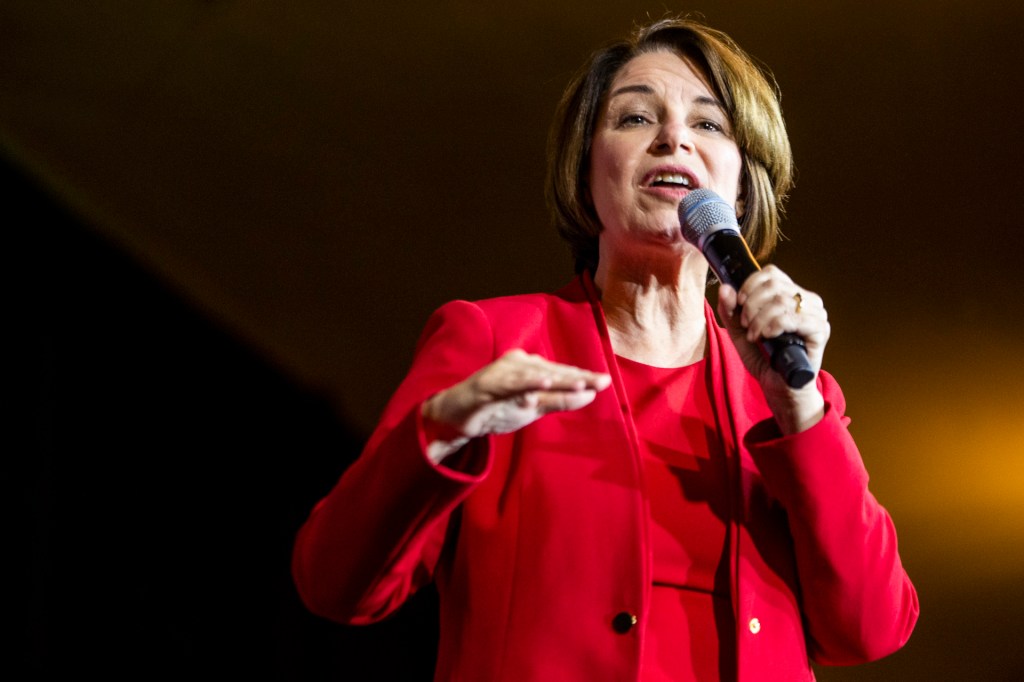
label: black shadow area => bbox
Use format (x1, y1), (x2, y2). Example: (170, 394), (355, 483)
(12, 152), (439, 681)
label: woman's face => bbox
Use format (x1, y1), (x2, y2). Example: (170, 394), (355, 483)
(588, 49), (743, 257)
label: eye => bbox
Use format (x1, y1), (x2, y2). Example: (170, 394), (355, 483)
(617, 113), (652, 128)
(695, 120), (725, 133)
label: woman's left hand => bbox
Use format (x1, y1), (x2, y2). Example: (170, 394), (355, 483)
(716, 264), (830, 435)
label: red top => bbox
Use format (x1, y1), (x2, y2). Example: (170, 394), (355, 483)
(616, 356), (735, 681)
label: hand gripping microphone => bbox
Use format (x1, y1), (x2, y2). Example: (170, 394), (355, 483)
(678, 188), (815, 389)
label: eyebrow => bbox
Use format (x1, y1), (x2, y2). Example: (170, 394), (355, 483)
(607, 83), (725, 111)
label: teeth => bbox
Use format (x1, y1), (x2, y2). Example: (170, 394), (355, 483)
(653, 173), (692, 187)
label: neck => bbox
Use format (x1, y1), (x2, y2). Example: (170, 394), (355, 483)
(593, 246), (710, 367)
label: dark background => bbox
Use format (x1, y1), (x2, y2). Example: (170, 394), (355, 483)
(9, 1), (1024, 679)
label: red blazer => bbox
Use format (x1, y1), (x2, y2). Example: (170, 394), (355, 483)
(292, 274), (918, 681)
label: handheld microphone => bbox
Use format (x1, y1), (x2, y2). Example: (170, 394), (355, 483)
(678, 188), (815, 389)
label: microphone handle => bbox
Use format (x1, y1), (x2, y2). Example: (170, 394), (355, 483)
(703, 231), (815, 389)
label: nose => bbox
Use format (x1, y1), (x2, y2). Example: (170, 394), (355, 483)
(651, 120), (693, 154)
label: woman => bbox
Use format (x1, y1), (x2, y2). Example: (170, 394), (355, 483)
(292, 16), (919, 681)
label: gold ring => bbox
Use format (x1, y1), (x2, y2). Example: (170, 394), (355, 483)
(793, 292), (803, 314)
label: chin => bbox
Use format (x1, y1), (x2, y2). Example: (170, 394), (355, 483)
(650, 222), (686, 244)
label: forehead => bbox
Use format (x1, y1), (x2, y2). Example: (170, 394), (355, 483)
(608, 50), (714, 99)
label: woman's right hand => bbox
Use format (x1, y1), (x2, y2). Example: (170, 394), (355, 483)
(421, 349), (612, 464)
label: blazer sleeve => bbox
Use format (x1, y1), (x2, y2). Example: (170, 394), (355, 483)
(291, 300), (497, 624)
(744, 373), (920, 665)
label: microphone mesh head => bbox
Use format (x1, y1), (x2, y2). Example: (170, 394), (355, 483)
(678, 188), (740, 246)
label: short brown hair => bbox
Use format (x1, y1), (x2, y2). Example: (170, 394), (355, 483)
(546, 16), (794, 273)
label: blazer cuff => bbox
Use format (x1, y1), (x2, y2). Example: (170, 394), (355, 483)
(414, 405), (493, 482)
(743, 401), (869, 503)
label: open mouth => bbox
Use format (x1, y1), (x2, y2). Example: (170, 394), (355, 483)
(646, 170), (697, 189)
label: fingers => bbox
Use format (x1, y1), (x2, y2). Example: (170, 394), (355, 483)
(715, 268), (830, 433)
(733, 265), (827, 344)
(716, 283), (740, 330)
(425, 350), (612, 445)
(479, 349), (611, 400)
(716, 266), (831, 399)
(515, 387), (599, 414)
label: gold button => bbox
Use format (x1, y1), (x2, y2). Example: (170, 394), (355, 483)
(611, 611), (638, 634)
(748, 617), (761, 634)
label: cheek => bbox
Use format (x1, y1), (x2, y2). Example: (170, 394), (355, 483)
(589, 140), (635, 198)
(711, 147), (745, 206)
